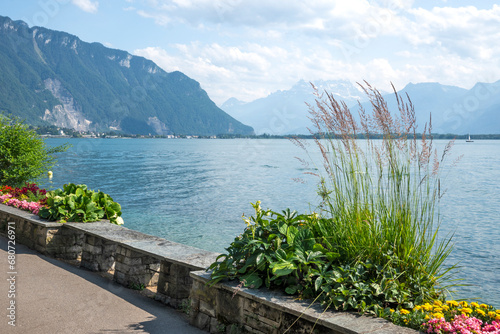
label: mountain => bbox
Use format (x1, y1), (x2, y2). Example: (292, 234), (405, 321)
(0, 15), (253, 136)
(223, 79), (500, 135)
(379, 81), (500, 134)
(221, 79), (367, 135)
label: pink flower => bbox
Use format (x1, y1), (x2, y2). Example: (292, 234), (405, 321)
(7, 198), (21, 208)
(28, 202), (40, 215)
(20, 200), (29, 210)
(0, 193), (12, 203)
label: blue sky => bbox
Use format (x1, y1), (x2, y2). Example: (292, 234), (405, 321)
(1, 0), (500, 105)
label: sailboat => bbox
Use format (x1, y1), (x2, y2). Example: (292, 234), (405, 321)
(466, 134), (474, 142)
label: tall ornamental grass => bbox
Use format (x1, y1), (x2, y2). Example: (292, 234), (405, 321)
(299, 81), (457, 305)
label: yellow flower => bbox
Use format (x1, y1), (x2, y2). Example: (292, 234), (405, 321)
(434, 307), (443, 313)
(434, 300), (443, 307)
(442, 305), (450, 311)
(488, 311), (496, 318)
(423, 303), (434, 311)
(425, 315), (430, 320)
(433, 313), (444, 319)
(477, 309), (486, 316)
(480, 304), (489, 309)
(414, 305), (422, 311)
(390, 309), (395, 313)
(462, 308), (473, 314)
(447, 300), (459, 307)
(400, 309), (410, 315)
(460, 301), (469, 307)
(471, 302), (480, 308)
(496, 315), (500, 321)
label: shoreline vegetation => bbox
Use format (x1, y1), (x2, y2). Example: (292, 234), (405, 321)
(34, 125), (500, 140)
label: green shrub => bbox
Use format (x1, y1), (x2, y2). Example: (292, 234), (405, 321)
(38, 183), (123, 224)
(0, 115), (68, 186)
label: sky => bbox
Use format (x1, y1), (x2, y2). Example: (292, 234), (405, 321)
(1, 0), (500, 105)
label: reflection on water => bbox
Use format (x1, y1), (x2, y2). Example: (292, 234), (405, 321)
(42, 138), (500, 307)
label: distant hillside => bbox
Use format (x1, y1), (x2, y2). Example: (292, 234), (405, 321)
(221, 79), (367, 135)
(0, 15), (253, 136)
(223, 79), (500, 135)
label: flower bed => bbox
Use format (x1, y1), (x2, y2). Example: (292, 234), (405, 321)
(0, 183), (45, 215)
(389, 300), (500, 333)
(1, 183), (123, 225)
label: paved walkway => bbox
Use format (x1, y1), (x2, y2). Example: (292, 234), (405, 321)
(0, 236), (206, 334)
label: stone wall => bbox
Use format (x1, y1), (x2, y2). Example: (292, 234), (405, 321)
(189, 271), (419, 334)
(0, 205), (419, 334)
(0, 205), (83, 259)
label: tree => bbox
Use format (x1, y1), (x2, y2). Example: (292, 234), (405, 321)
(0, 115), (69, 186)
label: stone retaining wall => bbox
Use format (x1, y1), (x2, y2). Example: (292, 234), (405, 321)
(0, 205), (419, 334)
(0, 205), (84, 259)
(189, 271), (418, 334)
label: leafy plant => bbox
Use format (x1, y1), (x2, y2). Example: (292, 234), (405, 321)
(38, 183), (123, 225)
(0, 115), (69, 187)
(209, 201), (446, 314)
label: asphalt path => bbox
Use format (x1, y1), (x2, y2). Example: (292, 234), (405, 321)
(0, 235), (206, 334)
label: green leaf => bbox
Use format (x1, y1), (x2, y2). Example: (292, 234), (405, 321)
(315, 276), (323, 291)
(326, 252), (340, 262)
(256, 253), (265, 266)
(275, 249), (287, 261)
(313, 243), (325, 253)
(286, 225), (298, 245)
(242, 273), (263, 289)
(270, 262), (296, 277)
(277, 221), (288, 235)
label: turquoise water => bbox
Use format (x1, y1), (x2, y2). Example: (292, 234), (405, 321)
(42, 138), (500, 307)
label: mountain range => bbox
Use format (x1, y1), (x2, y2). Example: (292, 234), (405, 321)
(0, 15), (253, 136)
(222, 79), (500, 135)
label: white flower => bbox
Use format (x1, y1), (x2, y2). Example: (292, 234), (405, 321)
(115, 216), (124, 225)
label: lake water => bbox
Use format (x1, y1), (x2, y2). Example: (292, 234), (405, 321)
(42, 138), (500, 307)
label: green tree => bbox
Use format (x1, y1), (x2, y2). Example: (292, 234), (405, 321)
(0, 115), (69, 186)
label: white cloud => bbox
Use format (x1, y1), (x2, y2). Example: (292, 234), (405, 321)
(403, 5), (500, 59)
(130, 2), (500, 104)
(72, 0), (99, 13)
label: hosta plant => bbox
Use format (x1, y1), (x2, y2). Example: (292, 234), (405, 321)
(38, 183), (123, 225)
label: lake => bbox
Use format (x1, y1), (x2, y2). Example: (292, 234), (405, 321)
(42, 138), (500, 307)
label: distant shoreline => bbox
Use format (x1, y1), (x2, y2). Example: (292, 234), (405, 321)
(40, 133), (500, 140)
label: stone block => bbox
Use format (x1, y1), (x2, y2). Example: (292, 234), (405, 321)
(217, 288), (243, 325)
(244, 299), (281, 324)
(122, 256), (143, 266)
(83, 243), (102, 254)
(102, 243), (117, 254)
(209, 317), (221, 334)
(200, 300), (216, 318)
(114, 261), (130, 273)
(86, 235), (97, 246)
(243, 325), (265, 334)
(192, 312), (211, 331)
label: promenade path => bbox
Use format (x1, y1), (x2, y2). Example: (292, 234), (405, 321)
(0, 236), (206, 334)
